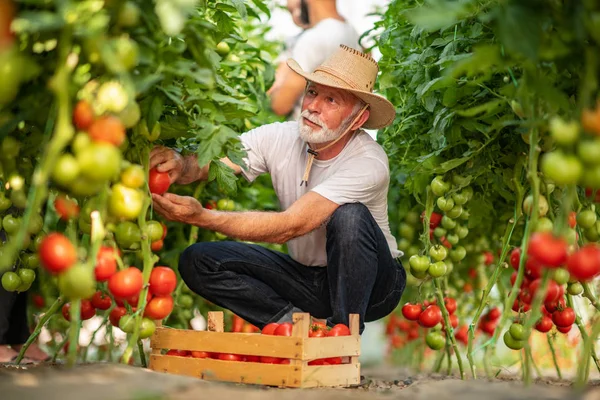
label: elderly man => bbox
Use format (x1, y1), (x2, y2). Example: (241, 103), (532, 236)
(150, 45), (405, 333)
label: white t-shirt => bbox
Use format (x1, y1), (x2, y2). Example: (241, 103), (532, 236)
(289, 19), (360, 120)
(239, 121), (401, 267)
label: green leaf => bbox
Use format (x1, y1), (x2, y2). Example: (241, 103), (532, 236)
(229, 0), (248, 20)
(11, 11), (64, 33)
(211, 92), (252, 108)
(147, 97), (164, 132)
(405, 0), (472, 32)
(455, 99), (506, 118)
(208, 160), (238, 195)
(493, 3), (541, 60)
(250, 0), (270, 18)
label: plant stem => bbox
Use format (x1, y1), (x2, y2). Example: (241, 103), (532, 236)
(67, 299), (81, 367)
(582, 282), (600, 313)
(16, 297), (65, 364)
(567, 294), (600, 374)
(575, 316), (600, 389)
(433, 347), (445, 373)
(433, 279), (465, 379)
(52, 333), (69, 363)
(547, 334), (562, 380)
(138, 339), (147, 367)
(527, 346), (542, 379)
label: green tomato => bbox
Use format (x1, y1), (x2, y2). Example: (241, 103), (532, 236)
(0, 195), (12, 212)
(58, 264), (96, 300)
(96, 81), (129, 114)
(425, 331), (446, 350)
(410, 266), (429, 279)
(146, 220), (164, 242)
(549, 117), (579, 146)
(462, 186), (474, 202)
(0, 50), (22, 106)
(444, 259), (454, 274)
(23, 253), (39, 269)
(449, 246), (467, 262)
(434, 227), (447, 238)
(118, 101), (141, 129)
(119, 315), (135, 333)
(52, 153), (80, 188)
(114, 221), (142, 249)
(578, 140), (600, 165)
(405, 211), (419, 226)
(581, 165), (600, 189)
(29, 234), (44, 252)
(503, 330), (525, 351)
(117, 1), (141, 27)
(455, 225), (469, 239)
(139, 317), (156, 339)
(217, 198), (235, 211)
(179, 294), (194, 308)
(10, 190), (27, 209)
(16, 280), (32, 293)
(27, 214), (44, 235)
(121, 164), (145, 189)
(109, 36), (139, 72)
(430, 176), (450, 197)
(534, 217), (553, 233)
(398, 224), (415, 241)
(69, 177), (104, 197)
(77, 142), (122, 182)
(577, 210), (597, 229)
(451, 175), (470, 186)
(509, 323), (527, 341)
(451, 191), (468, 206)
(441, 215), (456, 230)
(437, 197), (454, 212)
(552, 269), (570, 285)
(523, 194), (548, 217)
(2, 215), (20, 234)
(567, 282), (584, 296)
(407, 246), (420, 258)
(1, 271), (21, 292)
(71, 132), (91, 155)
(17, 268), (35, 285)
(397, 238), (410, 252)
(216, 41), (231, 56)
(109, 184), (144, 220)
(409, 255), (430, 273)
(429, 245), (448, 262)
(428, 261), (447, 278)
(446, 233), (459, 246)
(540, 151), (582, 186)
(446, 205), (463, 219)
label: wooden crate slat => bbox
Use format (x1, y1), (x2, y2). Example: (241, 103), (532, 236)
(303, 336), (360, 359)
(301, 363), (361, 388)
(149, 354), (302, 387)
(150, 327), (303, 358)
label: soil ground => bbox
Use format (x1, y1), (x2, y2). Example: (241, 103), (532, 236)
(0, 362), (597, 400)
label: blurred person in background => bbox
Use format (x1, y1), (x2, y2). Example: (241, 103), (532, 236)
(268, 0), (360, 121)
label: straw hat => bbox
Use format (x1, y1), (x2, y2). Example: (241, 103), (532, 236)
(287, 44), (396, 129)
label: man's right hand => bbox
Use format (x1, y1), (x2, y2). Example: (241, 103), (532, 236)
(149, 146), (189, 184)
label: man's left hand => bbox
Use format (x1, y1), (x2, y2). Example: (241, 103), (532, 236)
(152, 193), (205, 225)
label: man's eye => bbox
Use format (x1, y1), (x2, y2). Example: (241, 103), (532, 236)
(327, 97), (335, 103)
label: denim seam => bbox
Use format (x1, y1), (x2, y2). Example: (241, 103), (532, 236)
(369, 287), (402, 309)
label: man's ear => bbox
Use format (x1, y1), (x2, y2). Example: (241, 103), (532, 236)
(351, 107), (370, 131)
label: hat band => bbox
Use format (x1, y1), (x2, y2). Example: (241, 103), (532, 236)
(313, 66), (367, 92)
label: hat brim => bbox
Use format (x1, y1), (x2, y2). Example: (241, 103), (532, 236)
(287, 59), (396, 130)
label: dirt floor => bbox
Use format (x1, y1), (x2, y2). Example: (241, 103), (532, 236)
(1, 362), (596, 400)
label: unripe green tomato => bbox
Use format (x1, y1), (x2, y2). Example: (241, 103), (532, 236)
(409, 255), (430, 273)
(431, 176), (450, 197)
(455, 225), (469, 239)
(584, 226), (600, 241)
(462, 186), (474, 201)
(446, 205), (463, 219)
(17, 268), (35, 285)
(449, 246), (467, 262)
(425, 331), (446, 350)
(58, 264), (96, 300)
(552, 268), (570, 285)
(565, 229), (578, 245)
(503, 330), (525, 350)
(72, 132), (91, 155)
(0, 195), (12, 212)
(509, 323), (527, 341)
(1, 271), (21, 292)
(549, 117), (579, 146)
(119, 315), (135, 333)
(27, 214), (44, 235)
(567, 282), (584, 296)
(428, 261), (447, 278)
(139, 318), (156, 339)
(405, 211), (419, 226)
(410, 266), (428, 279)
(437, 197), (454, 212)
(459, 209), (470, 220)
(180, 309), (193, 321)
(523, 194), (549, 217)
(446, 233), (459, 246)
(578, 140), (600, 165)
(434, 227), (447, 238)
(577, 210), (597, 229)
(441, 215), (456, 230)
(407, 246), (420, 257)
(534, 217), (553, 233)
(179, 294), (194, 308)
(23, 253), (39, 269)
(430, 245), (448, 262)
(397, 238), (410, 252)
(451, 191), (468, 205)
(398, 224), (415, 241)
(541, 151), (583, 186)
(444, 259), (454, 274)
(52, 154), (80, 187)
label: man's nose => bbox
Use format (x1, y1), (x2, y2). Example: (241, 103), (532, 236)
(306, 97), (322, 113)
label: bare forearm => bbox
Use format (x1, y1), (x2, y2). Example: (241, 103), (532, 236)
(193, 209), (301, 244)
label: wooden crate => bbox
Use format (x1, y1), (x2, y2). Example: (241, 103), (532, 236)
(148, 311), (361, 388)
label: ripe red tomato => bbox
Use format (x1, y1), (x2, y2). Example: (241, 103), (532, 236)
(161, 222), (168, 240)
(190, 351), (210, 358)
(479, 319), (497, 336)
(149, 266), (177, 296)
(166, 349), (190, 357)
(94, 246), (118, 282)
(428, 212), (443, 229)
(39, 232), (77, 274)
(486, 307), (501, 321)
(544, 297), (566, 314)
(108, 267), (143, 299)
(567, 244), (600, 281)
(73, 100), (95, 130)
(54, 195), (80, 220)
(218, 353), (244, 362)
(455, 325), (468, 345)
(328, 324), (351, 337)
(535, 315), (553, 333)
(402, 303), (422, 321)
(527, 232), (568, 268)
(568, 211), (577, 228)
(418, 305), (442, 328)
(91, 291), (112, 310)
(116, 290), (151, 307)
(144, 295), (174, 320)
(109, 306), (128, 327)
(88, 115), (125, 146)
(274, 322), (293, 336)
(556, 324), (572, 334)
(552, 307), (576, 327)
(525, 256), (543, 279)
(148, 167), (171, 195)
(32, 294), (45, 308)
(483, 251), (494, 265)
(529, 278), (561, 304)
(261, 322), (280, 335)
(62, 299), (96, 321)
(443, 297), (457, 315)
(510, 248), (521, 270)
(151, 240), (163, 252)
(309, 327), (327, 337)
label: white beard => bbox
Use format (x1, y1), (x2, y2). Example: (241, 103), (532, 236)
(297, 111), (344, 144)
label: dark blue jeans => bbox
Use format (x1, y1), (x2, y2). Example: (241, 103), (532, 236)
(179, 203), (406, 333)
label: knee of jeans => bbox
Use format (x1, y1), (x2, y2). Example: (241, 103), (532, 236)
(178, 243), (213, 287)
(326, 203), (371, 240)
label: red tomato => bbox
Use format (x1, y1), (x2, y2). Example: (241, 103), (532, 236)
(54, 195), (80, 220)
(324, 357), (342, 365)
(552, 307), (576, 327)
(535, 316), (553, 333)
(94, 246), (118, 282)
(567, 244), (600, 281)
(556, 325), (572, 334)
(486, 307), (501, 321)
(151, 240), (163, 252)
(397, 320), (410, 331)
(109, 306), (128, 327)
(149, 266), (177, 296)
(166, 349), (190, 357)
(73, 100), (95, 130)
(160, 223), (168, 240)
(62, 299), (96, 321)
(328, 324), (351, 337)
(510, 248), (521, 270)
(527, 232), (568, 268)
(444, 313), (459, 329)
(148, 168), (171, 195)
(39, 232), (77, 274)
(479, 319), (497, 336)
(309, 359), (328, 366)
(430, 212), (442, 229)
(218, 353), (244, 362)
(544, 297), (566, 314)
(483, 251), (494, 265)
(418, 305), (442, 328)
(261, 323), (279, 335)
(569, 211), (577, 228)
(455, 325), (468, 345)
(88, 115), (125, 146)
(402, 303), (422, 321)
(91, 291), (112, 310)
(32, 294), (45, 308)
(529, 278), (561, 303)
(274, 322), (293, 336)
(525, 256), (543, 279)
(116, 290), (151, 308)
(512, 299), (531, 313)
(190, 351), (210, 358)
(144, 295), (174, 320)
(309, 327), (327, 337)
(108, 267), (143, 299)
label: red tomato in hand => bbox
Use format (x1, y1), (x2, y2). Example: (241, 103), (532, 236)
(149, 266), (177, 296)
(144, 295), (174, 320)
(402, 303), (422, 321)
(108, 267), (143, 299)
(91, 291), (112, 310)
(148, 168), (171, 195)
(328, 323), (351, 337)
(39, 232), (77, 274)
(95, 246), (118, 282)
